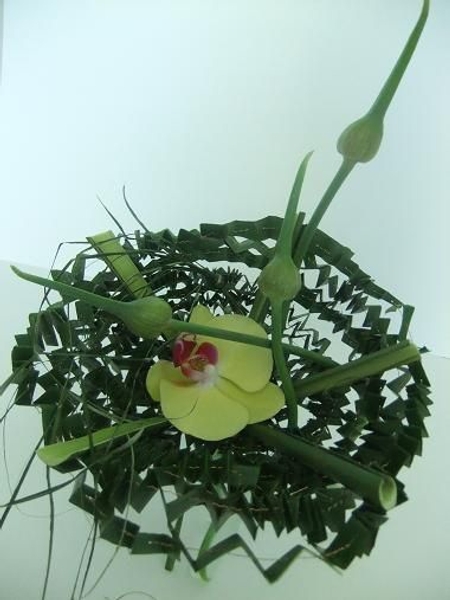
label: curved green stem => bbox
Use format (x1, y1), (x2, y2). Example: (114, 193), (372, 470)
(271, 301), (298, 430)
(294, 1), (429, 265)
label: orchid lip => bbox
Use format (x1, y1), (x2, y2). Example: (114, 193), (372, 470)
(172, 335), (219, 384)
(173, 336), (196, 367)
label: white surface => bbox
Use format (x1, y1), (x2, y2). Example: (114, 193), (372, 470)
(0, 2), (450, 599)
(0, 0), (449, 356)
(0, 258), (449, 599)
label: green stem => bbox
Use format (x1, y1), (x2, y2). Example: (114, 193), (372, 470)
(248, 292), (268, 325)
(197, 522), (217, 581)
(284, 344), (335, 366)
(369, 0), (429, 120)
(12, 265), (171, 339)
(253, 3), (429, 323)
(295, 340), (420, 398)
(293, 159), (355, 267)
(249, 211), (305, 325)
(277, 152), (313, 256)
(247, 424), (397, 510)
(12, 265), (335, 367)
(271, 301), (298, 430)
(12, 266), (126, 315)
(167, 318), (335, 366)
(249, 155), (311, 324)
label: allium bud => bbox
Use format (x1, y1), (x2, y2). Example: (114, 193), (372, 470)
(258, 254), (301, 303)
(116, 297), (172, 338)
(337, 113), (383, 163)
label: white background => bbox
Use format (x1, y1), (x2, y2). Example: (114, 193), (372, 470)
(0, 1), (449, 599)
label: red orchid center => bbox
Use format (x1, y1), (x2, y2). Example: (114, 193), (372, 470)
(172, 336), (219, 384)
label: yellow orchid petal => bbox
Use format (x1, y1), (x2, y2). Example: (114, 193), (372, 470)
(189, 304), (214, 326)
(148, 306), (280, 441)
(146, 360), (187, 402)
(160, 378), (201, 419)
(162, 382), (249, 441)
(216, 378), (284, 424)
(203, 314), (273, 392)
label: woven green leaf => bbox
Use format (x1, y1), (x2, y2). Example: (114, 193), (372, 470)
(2, 217), (431, 581)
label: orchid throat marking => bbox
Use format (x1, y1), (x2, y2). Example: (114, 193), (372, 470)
(173, 335), (219, 387)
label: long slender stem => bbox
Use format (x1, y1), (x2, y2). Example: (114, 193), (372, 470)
(0, 436), (43, 528)
(41, 467), (55, 600)
(293, 159), (355, 267)
(249, 154), (311, 324)
(295, 340), (420, 398)
(167, 318), (335, 366)
(248, 292), (268, 325)
(271, 302), (298, 430)
(12, 265), (335, 367)
(247, 424), (397, 510)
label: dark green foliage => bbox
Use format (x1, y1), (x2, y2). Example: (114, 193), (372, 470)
(3, 217), (431, 581)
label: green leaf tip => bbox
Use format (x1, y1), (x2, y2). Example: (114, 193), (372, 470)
(258, 152), (312, 303)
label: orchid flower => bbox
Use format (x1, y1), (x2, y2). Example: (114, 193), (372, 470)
(146, 305), (284, 441)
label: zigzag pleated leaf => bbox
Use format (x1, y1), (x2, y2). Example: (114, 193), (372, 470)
(2, 215), (431, 580)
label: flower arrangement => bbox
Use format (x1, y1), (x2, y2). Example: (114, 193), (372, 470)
(0, 0), (431, 591)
